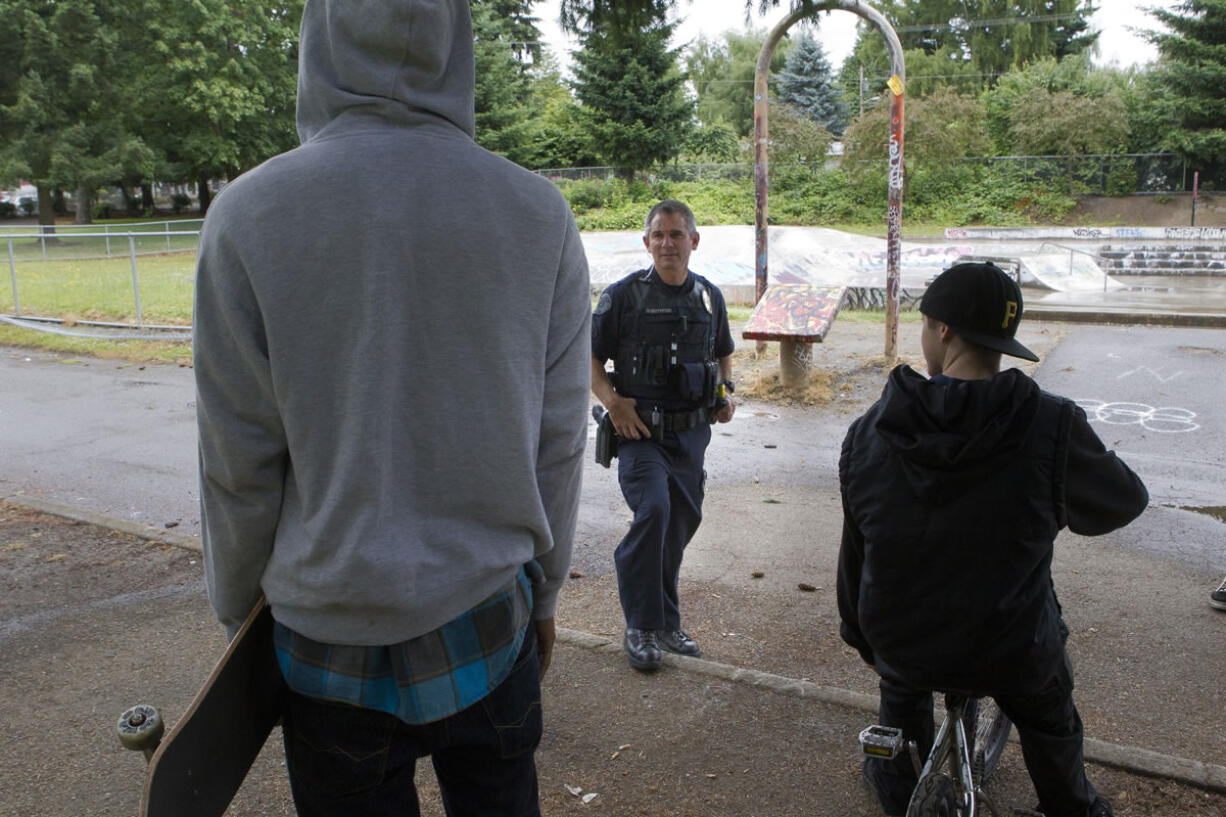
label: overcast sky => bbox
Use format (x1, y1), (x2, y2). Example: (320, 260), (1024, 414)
(531, 0), (1167, 74)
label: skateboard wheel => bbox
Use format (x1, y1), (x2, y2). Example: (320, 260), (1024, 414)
(117, 704), (164, 752)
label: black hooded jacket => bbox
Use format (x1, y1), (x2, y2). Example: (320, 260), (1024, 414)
(837, 365), (1148, 695)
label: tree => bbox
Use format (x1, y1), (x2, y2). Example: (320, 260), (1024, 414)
(982, 54), (1126, 151)
(1007, 87), (1130, 192)
(129, 0), (301, 212)
(768, 102), (834, 164)
(684, 122), (741, 162)
(0, 0), (149, 225)
(472, 0), (538, 161)
(571, 18), (693, 179)
(775, 29), (847, 134)
(560, 0), (677, 41)
(685, 29), (791, 137)
(834, 0), (1098, 97)
(842, 88), (991, 182)
(1146, 0), (1226, 185)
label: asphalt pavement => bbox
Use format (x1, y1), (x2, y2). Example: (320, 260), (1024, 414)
(2, 307), (1226, 815)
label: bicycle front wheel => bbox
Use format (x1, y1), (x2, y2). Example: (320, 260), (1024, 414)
(965, 697), (1012, 783)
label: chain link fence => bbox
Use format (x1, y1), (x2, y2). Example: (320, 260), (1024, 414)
(964, 153), (1187, 195)
(538, 154), (1187, 194)
(3, 224), (201, 333)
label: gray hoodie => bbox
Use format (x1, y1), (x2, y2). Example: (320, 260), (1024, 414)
(194, 0), (590, 643)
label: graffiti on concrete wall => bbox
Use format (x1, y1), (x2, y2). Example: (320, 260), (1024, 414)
(843, 287), (924, 311)
(946, 225), (1226, 241)
(1164, 226), (1226, 241)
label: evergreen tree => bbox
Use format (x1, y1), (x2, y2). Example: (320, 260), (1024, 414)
(774, 30), (847, 135)
(571, 18), (693, 179)
(1146, 0), (1226, 185)
(472, 0), (536, 161)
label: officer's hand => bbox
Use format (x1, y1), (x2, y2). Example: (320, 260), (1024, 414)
(715, 397), (736, 423)
(609, 396), (650, 439)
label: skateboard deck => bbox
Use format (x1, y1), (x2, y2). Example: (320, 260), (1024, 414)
(140, 598), (287, 817)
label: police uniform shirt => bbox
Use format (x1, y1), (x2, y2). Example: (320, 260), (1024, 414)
(592, 268), (734, 412)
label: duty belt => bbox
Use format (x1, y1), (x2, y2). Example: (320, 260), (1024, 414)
(638, 406), (710, 432)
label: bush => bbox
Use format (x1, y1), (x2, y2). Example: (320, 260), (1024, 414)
(171, 193), (192, 214)
(557, 178), (625, 214)
(18, 197), (36, 216)
(1105, 159), (1139, 197)
(0, 202), (16, 219)
(546, 161), (1097, 230)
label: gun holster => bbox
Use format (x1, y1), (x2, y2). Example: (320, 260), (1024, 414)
(592, 405), (619, 468)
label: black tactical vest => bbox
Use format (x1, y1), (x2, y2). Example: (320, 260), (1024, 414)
(613, 270), (717, 407)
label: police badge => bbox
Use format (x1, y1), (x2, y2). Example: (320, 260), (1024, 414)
(595, 292), (613, 316)
(701, 288), (712, 314)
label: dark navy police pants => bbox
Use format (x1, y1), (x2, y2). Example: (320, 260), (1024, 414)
(281, 626), (542, 817)
(614, 424), (710, 631)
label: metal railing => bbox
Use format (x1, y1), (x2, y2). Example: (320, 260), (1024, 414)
(4, 227), (200, 331)
(0, 219), (204, 262)
(1040, 241), (1115, 292)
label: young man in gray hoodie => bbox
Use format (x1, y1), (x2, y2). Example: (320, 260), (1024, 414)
(193, 1), (590, 813)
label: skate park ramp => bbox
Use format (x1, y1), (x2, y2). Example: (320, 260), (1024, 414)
(1014, 250), (1125, 292)
(582, 225), (972, 303)
(581, 226), (1198, 315)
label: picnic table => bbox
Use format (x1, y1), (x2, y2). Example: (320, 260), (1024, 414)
(741, 284), (846, 387)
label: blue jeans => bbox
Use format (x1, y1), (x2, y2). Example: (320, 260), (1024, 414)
(281, 626), (542, 817)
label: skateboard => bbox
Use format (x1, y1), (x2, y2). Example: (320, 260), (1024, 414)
(117, 598), (288, 817)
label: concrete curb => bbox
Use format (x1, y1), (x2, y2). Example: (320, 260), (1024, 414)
(5, 493), (1224, 795)
(1026, 307), (1226, 328)
(2, 493), (203, 553)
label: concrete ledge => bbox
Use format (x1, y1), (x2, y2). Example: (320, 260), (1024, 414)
(1, 493), (202, 553)
(946, 226), (1226, 242)
(7, 494), (1223, 796)
(1024, 307), (1226, 328)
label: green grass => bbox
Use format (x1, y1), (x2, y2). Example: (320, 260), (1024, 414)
(0, 324), (193, 365)
(1, 252), (196, 324)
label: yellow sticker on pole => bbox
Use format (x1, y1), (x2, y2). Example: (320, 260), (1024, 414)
(887, 75), (904, 96)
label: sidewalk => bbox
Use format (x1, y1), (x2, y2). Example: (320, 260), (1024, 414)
(3, 499), (1225, 816)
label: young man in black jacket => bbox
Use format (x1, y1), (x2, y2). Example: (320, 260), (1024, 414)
(838, 263), (1148, 817)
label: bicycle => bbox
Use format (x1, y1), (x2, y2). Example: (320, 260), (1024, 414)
(860, 692), (1013, 817)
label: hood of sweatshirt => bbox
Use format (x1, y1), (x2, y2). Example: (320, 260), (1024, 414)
(295, 0), (475, 144)
(873, 365), (1041, 506)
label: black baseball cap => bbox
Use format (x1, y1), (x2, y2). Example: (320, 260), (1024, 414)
(919, 262), (1039, 362)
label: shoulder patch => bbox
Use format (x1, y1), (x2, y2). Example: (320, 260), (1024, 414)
(594, 292), (613, 316)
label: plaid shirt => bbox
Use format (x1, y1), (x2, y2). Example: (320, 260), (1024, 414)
(274, 566), (533, 725)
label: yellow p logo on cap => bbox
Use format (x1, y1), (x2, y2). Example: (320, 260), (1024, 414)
(1002, 300), (1018, 328)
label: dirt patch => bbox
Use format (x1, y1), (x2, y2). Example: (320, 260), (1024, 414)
(5, 487), (1226, 814)
(0, 501), (199, 622)
(1064, 193), (1226, 227)
(729, 316), (924, 410)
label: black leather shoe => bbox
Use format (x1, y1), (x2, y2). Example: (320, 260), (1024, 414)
(657, 629), (701, 657)
(623, 628), (662, 671)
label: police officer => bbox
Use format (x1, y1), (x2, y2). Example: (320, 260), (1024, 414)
(591, 200), (736, 671)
